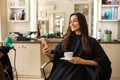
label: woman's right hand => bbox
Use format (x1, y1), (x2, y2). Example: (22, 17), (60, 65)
(42, 43), (51, 55)
(42, 43), (55, 60)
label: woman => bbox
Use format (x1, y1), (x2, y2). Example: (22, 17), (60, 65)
(42, 12), (112, 80)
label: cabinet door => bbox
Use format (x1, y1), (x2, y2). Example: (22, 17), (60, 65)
(22, 43), (41, 77)
(8, 43), (23, 76)
(8, 43), (41, 79)
(101, 44), (120, 80)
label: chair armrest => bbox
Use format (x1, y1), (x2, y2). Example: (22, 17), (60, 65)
(40, 60), (52, 80)
(41, 60), (52, 69)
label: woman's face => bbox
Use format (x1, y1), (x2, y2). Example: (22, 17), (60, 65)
(70, 15), (81, 35)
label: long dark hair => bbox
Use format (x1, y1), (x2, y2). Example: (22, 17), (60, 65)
(62, 12), (91, 54)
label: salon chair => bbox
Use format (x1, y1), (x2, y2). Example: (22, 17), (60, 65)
(40, 60), (53, 80)
(0, 46), (13, 80)
(0, 37), (14, 80)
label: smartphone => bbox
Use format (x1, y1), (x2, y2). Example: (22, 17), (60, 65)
(40, 38), (48, 48)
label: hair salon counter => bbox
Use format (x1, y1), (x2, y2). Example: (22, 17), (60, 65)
(12, 38), (120, 44)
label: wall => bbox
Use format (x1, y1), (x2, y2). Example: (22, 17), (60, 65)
(0, 9), (1, 40)
(0, 0), (93, 40)
(0, 0), (92, 41)
(38, 0), (74, 33)
(0, 0), (37, 41)
(7, 0), (38, 36)
(93, 0), (120, 40)
(0, 0), (7, 40)
(7, 0), (30, 35)
(7, 22), (30, 34)
(38, 0), (93, 34)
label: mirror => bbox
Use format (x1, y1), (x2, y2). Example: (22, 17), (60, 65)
(38, 20), (49, 35)
(37, 0), (93, 36)
(38, 12), (65, 35)
(49, 12), (65, 34)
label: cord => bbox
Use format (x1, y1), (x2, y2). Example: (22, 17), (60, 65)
(4, 66), (10, 80)
(13, 48), (18, 80)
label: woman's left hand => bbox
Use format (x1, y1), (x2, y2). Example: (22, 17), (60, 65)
(69, 57), (85, 65)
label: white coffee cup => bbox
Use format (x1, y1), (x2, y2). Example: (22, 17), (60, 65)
(64, 52), (73, 60)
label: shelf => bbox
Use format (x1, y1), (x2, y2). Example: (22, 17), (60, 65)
(99, 19), (120, 22)
(100, 5), (119, 21)
(97, 0), (120, 40)
(7, 0), (29, 22)
(102, 5), (120, 7)
(8, 6), (26, 9)
(8, 20), (29, 22)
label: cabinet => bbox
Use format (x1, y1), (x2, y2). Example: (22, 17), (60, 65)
(101, 43), (120, 80)
(7, 0), (29, 22)
(7, 42), (58, 80)
(74, 1), (92, 35)
(97, 0), (120, 40)
(8, 43), (41, 80)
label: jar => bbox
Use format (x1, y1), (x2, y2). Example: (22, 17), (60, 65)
(103, 34), (112, 42)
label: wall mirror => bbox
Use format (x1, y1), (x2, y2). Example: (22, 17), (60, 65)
(38, 12), (65, 35)
(48, 12), (65, 34)
(37, 0), (93, 36)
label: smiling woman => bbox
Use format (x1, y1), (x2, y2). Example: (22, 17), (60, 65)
(41, 12), (112, 80)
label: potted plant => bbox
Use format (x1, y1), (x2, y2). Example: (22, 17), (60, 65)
(103, 29), (112, 42)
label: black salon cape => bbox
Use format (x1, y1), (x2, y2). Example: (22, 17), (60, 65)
(47, 35), (112, 80)
(0, 46), (13, 80)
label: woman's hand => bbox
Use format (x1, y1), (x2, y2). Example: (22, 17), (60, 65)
(42, 43), (55, 60)
(42, 43), (51, 55)
(69, 57), (99, 66)
(69, 57), (85, 65)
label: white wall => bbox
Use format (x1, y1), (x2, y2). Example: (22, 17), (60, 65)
(0, 0), (7, 40)
(0, 0), (38, 41)
(0, 11), (1, 41)
(38, 1), (76, 33)
(38, 0), (92, 34)
(7, 0), (37, 38)
(0, 0), (93, 40)
(93, 0), (120, 40)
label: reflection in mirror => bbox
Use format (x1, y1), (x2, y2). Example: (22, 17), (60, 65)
(49, 12), (64, 34)
(37, 0), (94, 37)
(38, 20), (49, 36)
(75, 4), (89, 21)
(38, 12), (64, 37)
